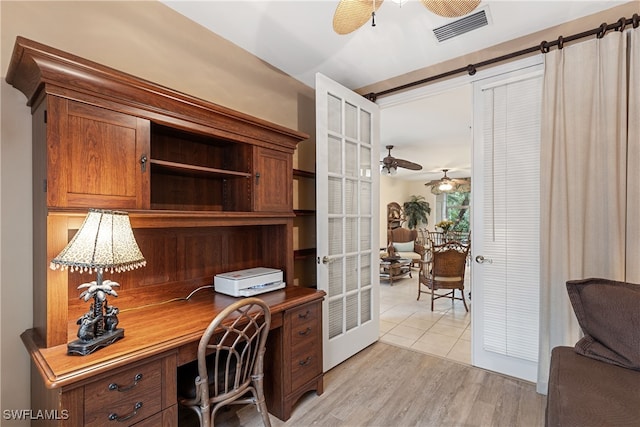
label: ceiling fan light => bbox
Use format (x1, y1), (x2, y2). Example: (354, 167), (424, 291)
(380, 165), (398, 176)
(438, 180), (453, 191)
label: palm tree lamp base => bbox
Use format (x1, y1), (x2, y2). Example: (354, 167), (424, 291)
(67, 274), (124, 356)
(67, 328), (124, 356)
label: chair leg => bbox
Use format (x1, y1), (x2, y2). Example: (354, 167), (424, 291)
(430, 289), (435, 311)
(460, 289), (469, 312)
(253, 373), (271, 427)
(256, 398), (271, 427)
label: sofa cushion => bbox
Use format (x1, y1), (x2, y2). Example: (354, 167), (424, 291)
(566, 278), (640, 370)
(546, 346), (640, 427)
(392, 241), (415, 252)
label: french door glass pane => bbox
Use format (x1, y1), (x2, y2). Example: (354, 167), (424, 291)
(328, 177), (343, 214)
(345, 179), (357, 215)
(328, 135), (342, 175)
(360, 182), (372, 215)
(361, 288), (372, 323)
(345, 218), (358, 253)
(328, 257), (344, 296)
(360, 218), (371, 250)
(328, 94), (341, 133)
(360, 110), (371, 144)
(346, 293), (358, 330)
(345, 101), (358, 138)
(345, 141), (358, 177)
(329, 218), (342, 255)
(360, 253), (371, 285)
(360, 146), (371, 178)
(328, 299), (343, 339)
(345, 255), (358, 292)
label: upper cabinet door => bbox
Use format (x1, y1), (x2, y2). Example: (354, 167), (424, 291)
(253, 147), (292, 212)
(47, 97), (150, 209)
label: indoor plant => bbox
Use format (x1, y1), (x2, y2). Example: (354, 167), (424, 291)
(403, 195), (431, 229)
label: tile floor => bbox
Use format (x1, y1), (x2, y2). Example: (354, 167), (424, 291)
(379, 268), (471, 365)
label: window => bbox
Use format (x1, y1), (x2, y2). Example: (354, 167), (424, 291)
(436, 191), (470, 233)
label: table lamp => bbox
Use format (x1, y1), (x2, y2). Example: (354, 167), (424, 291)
(50, 209), (146, 356)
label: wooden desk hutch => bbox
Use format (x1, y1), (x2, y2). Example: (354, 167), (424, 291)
(7, 37), (324, 426)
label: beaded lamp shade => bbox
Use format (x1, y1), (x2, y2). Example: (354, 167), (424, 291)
(50, 209), (146, 274)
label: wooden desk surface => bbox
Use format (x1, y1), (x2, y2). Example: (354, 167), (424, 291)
(22, 286), (325, 389)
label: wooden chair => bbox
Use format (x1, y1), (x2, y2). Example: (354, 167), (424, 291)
(418, 240), (470, 311)
(387, 227), (426, 267)
(178, 298), (272, 427)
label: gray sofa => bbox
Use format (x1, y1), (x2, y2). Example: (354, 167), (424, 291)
(545, 278), (640, 427)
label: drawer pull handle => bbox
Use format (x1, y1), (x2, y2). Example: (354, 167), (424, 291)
(298, 310), (311, 319)
(298, 327), (312, 336)
(108, 401), (143, 422)
(108, 373), (143, 392)
(299, 356), (312, 366)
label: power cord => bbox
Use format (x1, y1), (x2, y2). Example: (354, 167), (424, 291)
(120, 284), (215, 312)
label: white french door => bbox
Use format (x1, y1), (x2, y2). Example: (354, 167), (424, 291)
(315, 73), (380, 372)
(471, 64), (543, 382)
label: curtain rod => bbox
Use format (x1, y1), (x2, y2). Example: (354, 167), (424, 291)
(364, 13), (639, 102)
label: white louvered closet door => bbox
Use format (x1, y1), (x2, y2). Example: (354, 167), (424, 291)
(315, 73), (380, 372)
(471, 66), (542, 382)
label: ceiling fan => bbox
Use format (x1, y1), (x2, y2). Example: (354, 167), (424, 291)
(424, 169), (471, 194)
(333, 0), (482, 35)
(381, 145), (422, 176)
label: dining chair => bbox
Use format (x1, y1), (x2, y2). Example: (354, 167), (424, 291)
(418, 240), (470, 311)
(177, 297), (272, 427)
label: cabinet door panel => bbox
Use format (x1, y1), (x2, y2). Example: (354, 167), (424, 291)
(254, 147), (292, 212)
(48, 97), (150, 209)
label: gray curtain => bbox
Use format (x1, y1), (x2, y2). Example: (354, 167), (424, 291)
(538, 27), (639, 394)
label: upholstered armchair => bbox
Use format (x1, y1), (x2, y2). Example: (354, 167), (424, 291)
(386, 227), (426, 267)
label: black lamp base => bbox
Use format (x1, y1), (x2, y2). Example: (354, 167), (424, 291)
(67, 328), (124, 356)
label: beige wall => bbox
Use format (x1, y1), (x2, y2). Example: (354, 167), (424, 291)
(0, 1), (315, 423)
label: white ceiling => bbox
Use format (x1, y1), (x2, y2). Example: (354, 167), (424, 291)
(162, 0), (627, 183)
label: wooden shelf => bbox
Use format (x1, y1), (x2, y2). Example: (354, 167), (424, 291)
(293, 169), (315, 179)
(294, 209), (316, 216)
(294, 248), (316, 260)
(150, 159), (252, 179)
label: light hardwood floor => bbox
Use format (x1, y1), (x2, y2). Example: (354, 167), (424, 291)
(191, 341), (546, 427)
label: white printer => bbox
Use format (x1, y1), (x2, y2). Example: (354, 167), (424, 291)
(214, 267), (285, 297)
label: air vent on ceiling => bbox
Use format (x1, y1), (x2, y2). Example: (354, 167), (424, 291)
(433, 9), (489, 43)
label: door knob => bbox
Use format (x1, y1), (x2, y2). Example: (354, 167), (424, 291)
(318, 256), (332, 265)
(475, 255), (493, 264)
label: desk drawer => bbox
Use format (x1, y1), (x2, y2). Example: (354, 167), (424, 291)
(290, 340), (321, 391)
(290, 315), (320, 348)
(84, 360), (162, 426)
(289, 303), (319, 327)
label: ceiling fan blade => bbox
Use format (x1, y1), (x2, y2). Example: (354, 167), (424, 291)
(420, 0), (480, 18)
(452, 177), (471, 184)
(395, 158), (422, 171)
(333, 0), (384, 35)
